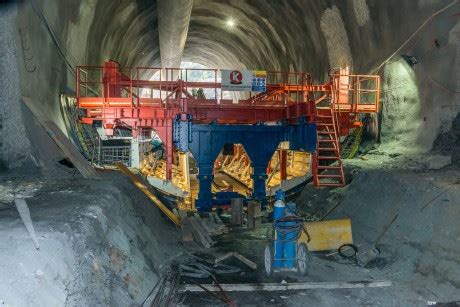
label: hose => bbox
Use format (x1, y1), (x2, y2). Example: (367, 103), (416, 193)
(338, 243), (358, 258)
(268, 215), (304, 243)
(179, 255), (241, 279)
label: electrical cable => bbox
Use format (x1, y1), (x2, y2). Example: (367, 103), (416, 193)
(338, 243), (358, 258)
(179, 255), (241, 279)
(372, 0), (459, 74)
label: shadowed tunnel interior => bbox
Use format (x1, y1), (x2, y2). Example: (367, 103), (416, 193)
(0, 0), (459, 305)
(1, 0), (459, 170)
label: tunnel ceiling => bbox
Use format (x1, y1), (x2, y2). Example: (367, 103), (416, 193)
(75, 0), (450, 81)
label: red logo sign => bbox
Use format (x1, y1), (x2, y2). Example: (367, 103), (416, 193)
(229, 70), (243, 84)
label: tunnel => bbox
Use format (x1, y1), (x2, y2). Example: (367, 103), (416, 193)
(0, 0), (459, 305)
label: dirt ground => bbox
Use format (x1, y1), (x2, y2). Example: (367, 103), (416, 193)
(1, 149), (459, 306)
(180, 151), (460, 306)
(0, 167), (183, 306)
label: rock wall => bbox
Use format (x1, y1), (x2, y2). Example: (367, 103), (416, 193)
(0, 0), (459, 170)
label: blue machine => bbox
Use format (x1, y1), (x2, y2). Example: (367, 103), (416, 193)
(174, 115), (317, 211)
(264, 189), (309, 276)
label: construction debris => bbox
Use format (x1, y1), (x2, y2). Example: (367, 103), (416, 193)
(22, 96), (98, 179)
(188, 216), (215, 248)
(247, 201), (262, 229)
(233, 253), (258, 270)
(180, 280), (392, 292)
(214, 252), (234, 264)
(116, 162), (181, 226)
(214, 252), (257, 270)
(180, 213), (230, 247)
(14, 198), (40, 249)
(231, 198), (243, 225)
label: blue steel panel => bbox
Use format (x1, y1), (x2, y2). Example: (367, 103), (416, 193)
(175, 117), (316, 211)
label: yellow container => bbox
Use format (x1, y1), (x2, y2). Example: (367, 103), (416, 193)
(299, 218), (353, 252)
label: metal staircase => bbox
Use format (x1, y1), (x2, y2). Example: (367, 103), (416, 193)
(313, 103), (345, 187)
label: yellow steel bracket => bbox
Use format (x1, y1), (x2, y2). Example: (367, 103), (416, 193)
(116, 162), (181, 226)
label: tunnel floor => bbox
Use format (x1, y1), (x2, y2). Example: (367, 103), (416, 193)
(0, 138), (459, 305)
(166, 151), (460, 305)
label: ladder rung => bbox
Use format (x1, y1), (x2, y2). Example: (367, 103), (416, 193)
(316, 115), (332, 118)
(317, 183), (345, 187)
(318, 156), (339, 160)
(318, 139), (336, 143)
(317, 123), (334, 126)
(318, 131), (334, 135)
(317, 148), (338, 151)
(317, 174), (343, 178)
(318, 166), (342, 170)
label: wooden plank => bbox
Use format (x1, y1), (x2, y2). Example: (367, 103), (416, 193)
(189, 217), (212, 248)
(14, 198), (40, 249)
(231, 198), (243, 225)
(180, 280), (392, 292)
(116, 162), (181, 226)
(233, 253), (257, 270)
(212, 212), (229, 233)
(194, 213), (213, 234)
(214, 252), (234, 264)
(180, 217), (194, 242)
(22, 96), (98, 179)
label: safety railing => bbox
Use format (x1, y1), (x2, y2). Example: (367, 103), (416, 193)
(76, 64), (312, 111)
(330, 71), (380, 113)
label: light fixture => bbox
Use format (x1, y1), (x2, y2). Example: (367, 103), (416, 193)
(401, 54), (418, 67)
(225, 17), (236, 28)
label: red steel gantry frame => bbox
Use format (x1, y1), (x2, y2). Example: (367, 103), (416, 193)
(76, 61), (380, 184)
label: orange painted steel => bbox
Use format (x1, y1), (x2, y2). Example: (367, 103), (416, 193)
(76, 62), (380, 184)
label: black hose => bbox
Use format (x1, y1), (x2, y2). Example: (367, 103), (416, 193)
(179, 258), (241, 279)
(338, 243), (358, 258)
(268, 215), (304, 243)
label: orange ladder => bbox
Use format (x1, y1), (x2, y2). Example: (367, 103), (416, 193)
(313, 106), (345, 187)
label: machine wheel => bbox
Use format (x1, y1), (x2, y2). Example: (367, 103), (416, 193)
(297, 243), (310, 275)
(264, 244), (274, 276)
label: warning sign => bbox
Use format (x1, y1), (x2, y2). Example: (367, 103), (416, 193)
(251, 70), (267, 92)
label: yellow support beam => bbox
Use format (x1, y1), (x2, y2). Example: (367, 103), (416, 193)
(116, 162), (181, 226)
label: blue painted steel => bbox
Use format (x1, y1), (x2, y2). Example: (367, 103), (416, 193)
(273, 189), (286, 268)
(283, 206), (298, 268)
(174, 117), (317, 211)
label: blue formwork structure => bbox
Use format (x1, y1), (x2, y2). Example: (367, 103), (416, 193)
(174, 115), (317, 211)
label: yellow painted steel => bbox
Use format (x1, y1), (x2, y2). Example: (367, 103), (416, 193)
(300, 219), (352, 252)
(116, 162), (181, 226)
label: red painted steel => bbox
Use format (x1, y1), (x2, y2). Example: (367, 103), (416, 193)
(76, 61), (380, 181)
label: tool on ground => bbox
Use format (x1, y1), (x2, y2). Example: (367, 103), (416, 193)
(264, 190), (309, 276)
(357, 213), (398, 267)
